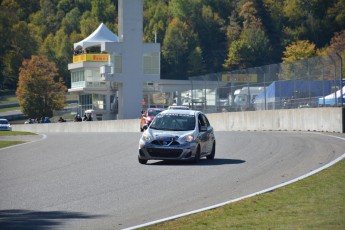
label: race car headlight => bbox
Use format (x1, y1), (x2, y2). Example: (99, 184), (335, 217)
(184, 135), (194, 142)
(142, 132), (152, 141)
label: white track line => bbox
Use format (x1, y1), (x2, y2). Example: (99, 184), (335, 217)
(124, 134), (345, 230)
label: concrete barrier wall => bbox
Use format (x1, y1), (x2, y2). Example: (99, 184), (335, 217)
(12, 107), (344, 133)
(13, 118), (141, 133)
(208, 108), (343, 133)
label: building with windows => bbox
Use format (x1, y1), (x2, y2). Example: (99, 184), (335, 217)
(68, 0), (160, 120)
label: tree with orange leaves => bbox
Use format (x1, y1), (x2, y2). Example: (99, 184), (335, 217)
(282, 40), (318, 63)
(16, 55), (67, 119)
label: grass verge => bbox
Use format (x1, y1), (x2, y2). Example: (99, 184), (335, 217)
(0, 140), (26, 148)
(0, 131), (36, 136)
(0, 106), (21, 112)
(144, 159), (345, 230)
(0, 93), (17, 104)
(0, 131), (37, 149)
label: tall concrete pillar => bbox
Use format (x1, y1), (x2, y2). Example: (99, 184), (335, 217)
(117, 0), (144, 119)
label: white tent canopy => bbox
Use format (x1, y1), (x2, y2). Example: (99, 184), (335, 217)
(324, 86), (345, 99)
(318, 85), (345, 105)
(74, 23), (119, 50)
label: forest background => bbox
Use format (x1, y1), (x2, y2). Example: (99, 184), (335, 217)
(1, 0), (345, 90)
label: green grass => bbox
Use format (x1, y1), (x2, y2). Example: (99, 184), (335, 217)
(9, 119), (29, 125)
(0, 106), (21, 112)
(0, 131), (36, 136)
(0, 140), (26, 148)
(144, 159), (345, 230)
(0, 131), (37, 149)
(0, 93), (76, 105)
(0, 94), (18, 104)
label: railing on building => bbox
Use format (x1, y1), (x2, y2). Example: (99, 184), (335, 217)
(73, 53), (110, 63)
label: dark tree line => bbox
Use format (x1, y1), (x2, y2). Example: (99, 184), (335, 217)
(1, 0), (344, 90)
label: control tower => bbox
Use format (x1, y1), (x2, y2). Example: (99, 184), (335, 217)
(69, 0), (160, 120)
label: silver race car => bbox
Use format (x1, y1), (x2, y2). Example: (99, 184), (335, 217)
(138, 109), (216, 164)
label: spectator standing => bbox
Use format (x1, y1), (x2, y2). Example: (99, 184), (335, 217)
(74, 114), (82, 122)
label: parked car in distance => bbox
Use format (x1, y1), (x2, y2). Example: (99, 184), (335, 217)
(140, 108), (165, 132)
(0, 118), (12, 131)
(138, 109), (216, 164)
(167, 105), (190, 110)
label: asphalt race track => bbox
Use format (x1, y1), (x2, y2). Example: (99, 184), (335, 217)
(1, 131), (344, 229)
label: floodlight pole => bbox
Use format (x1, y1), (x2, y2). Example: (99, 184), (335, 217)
(329, 55), (337, 106)
(335, 52), (343, 107)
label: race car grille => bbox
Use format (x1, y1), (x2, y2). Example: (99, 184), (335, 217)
(147, 148), (183, 158)
(151, 140), (180, 146)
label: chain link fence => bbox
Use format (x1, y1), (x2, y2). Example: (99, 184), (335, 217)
(184, 52), (344, 113)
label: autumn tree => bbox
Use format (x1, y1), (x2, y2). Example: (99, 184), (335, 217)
(91, 0), (116, 24)
(187, 46), (206, 76)
(282, 40), (317, 63)
(282, 0), (341, 47)
(1, 0), (345, 88)
(16, 55), (67, 118)
(0, 0), (37, 89)
(327, 30), (345, 75)
(223, 1), (271, 70)
(143, 1), (170, 43)
(197, 4), (227, 72)
(327, 30), (345, 53)
(161, 17), (197, 79)
(280, 40), (318, 80)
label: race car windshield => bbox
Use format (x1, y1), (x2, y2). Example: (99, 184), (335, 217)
(150, 114), (195, 131)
